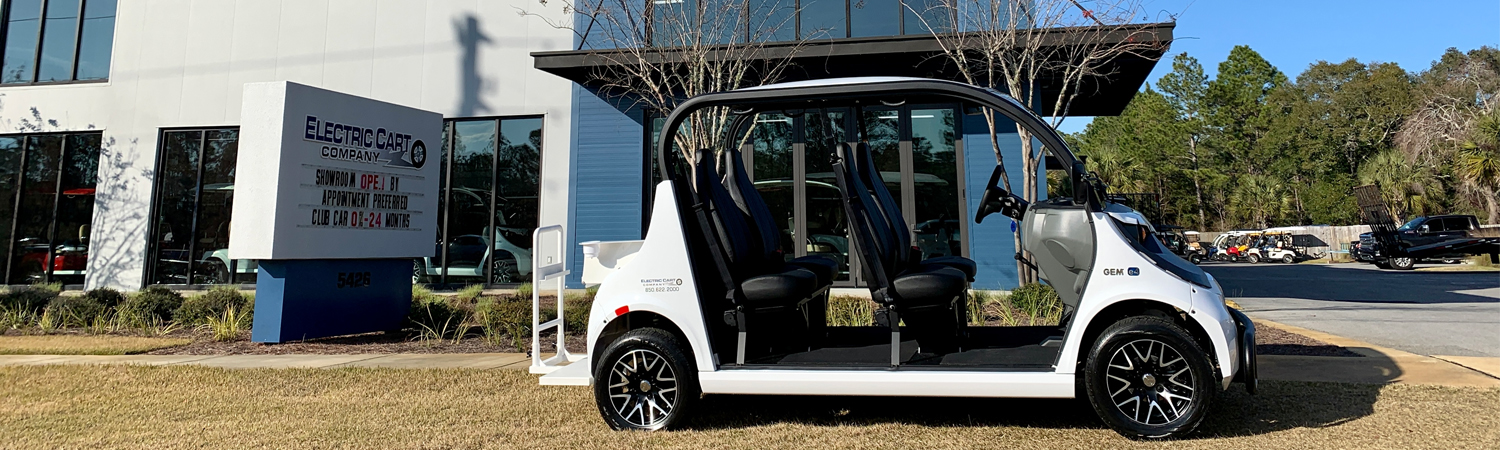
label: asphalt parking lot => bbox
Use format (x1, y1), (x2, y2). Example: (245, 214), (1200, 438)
(1202, 262), (1500, 357)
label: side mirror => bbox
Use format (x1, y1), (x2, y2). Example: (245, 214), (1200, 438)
(1418, 224), (1430, 233)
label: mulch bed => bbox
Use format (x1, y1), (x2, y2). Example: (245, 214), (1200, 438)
(1255, 323), (1364, 357)
(147, 332), (588, 356)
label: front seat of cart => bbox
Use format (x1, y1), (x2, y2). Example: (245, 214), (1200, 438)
(852, 142), (977, 280)
(833, 142), (969, 358)
(693, 150), (831, 364)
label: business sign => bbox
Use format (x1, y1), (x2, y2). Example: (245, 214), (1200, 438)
(230, 81), (442, 260)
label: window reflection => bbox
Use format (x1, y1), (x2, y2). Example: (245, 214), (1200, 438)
(417, 117), (544, 286)
(805, 111), (851, 281)
(2, 0), (42, 84)
(850, 0), (899, 38)
(0, 133), (100, 285)
(799, 0), (847, 39)
(910, 108), (961, 258)
(748, 113), (795, 258)
(148, 129), (251, 286)
(1, 0), (116, 84)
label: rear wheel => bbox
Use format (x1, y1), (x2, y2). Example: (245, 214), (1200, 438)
(594, 328), (698, 431)
(1389, 257), (1415, 270)
(1085, 316), (1216, 439)
(1188, 254), (1202, 265)
(412, 259), (429, 284)
(1281, 254), (1295, 264)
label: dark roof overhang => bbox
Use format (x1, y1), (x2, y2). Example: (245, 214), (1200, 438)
(531, 22), (1173, 116)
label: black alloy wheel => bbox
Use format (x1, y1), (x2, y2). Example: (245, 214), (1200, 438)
(412, 259), (428, 284)
(594, 328), (698, 431)
(1085, 316), (1216, 439)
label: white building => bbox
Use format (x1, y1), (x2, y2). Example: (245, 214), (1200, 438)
(0, 0), (1167, 291)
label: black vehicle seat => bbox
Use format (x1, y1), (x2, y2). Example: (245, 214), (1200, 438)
(694, 151), (823, 363)
(832, 143), (967, 358)
(721, 147), (839, 287)
(696, 151), (819, 307)
(854, 143), (976, 281)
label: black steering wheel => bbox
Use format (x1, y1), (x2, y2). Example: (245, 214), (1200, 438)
(975, 166), (1029, 224)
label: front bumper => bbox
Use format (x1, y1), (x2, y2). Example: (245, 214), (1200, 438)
(1228, 308), (1258, 394)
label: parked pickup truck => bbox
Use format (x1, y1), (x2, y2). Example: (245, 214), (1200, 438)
(1360, 215), (1500, 270)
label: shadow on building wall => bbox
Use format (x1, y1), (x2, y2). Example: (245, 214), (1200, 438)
(454, 15), (493, 118)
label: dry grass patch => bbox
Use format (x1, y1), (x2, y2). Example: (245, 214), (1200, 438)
(0, 335), (191, 355)
(2, 365), (1498, 449)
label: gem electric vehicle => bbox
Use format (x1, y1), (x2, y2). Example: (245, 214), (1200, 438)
(535, 78), (1256, 439)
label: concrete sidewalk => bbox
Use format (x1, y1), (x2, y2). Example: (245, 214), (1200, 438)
(0, 353), (533, 370)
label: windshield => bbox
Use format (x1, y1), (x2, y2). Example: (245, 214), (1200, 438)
(1397, 217), (1424, 231)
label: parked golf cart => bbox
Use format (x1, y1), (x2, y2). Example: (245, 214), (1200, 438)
(1154, 224), (1204, 264)
(1207, 231), (1255, 262)
(534, 78), (1255, 439)
(413, 188), (534, 284)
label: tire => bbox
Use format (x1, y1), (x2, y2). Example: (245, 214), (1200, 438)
(491, 256), (519, 284)
(1389, 257), (1415, 270)
(1281, 254), (1295, 264)
(1246, 254), (1259, 264)
(1084, 316), (1216, 440)
(1189, 254), (1202, 265)
(594, 328), (699, 431)
(412, 259), (429, 285)
(200, 261), (231, 285)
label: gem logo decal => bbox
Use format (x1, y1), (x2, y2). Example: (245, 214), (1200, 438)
(1127, 267), (1140, 276)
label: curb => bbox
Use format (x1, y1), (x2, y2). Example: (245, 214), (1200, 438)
(1251, 317), (1500, 388)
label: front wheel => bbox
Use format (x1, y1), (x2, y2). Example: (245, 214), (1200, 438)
(1188, 254), (1203, 265)
(1246, 254), (1260, 264)
(1281, 254), (1295, 264)
(1389, 257), (1415, 270)
(594, 328), (699, 431)
(1085, 316), (1217, 439)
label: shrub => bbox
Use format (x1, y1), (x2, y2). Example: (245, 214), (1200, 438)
(1, 304), (38, 330)
(515, 283), (533, 299)
(475, 295), (555, 348)
(174, 287), (249, 325)
(407, 292), (468, 341)
(562, 295), (592, 334)
(205, 307), (249, 342)
(2, 284), (61, 314)
(44, 295), (107, 328)
(119, 286), (185, 325)
(1007, 283), (1062, 323)
(827, 295), (875, 327)
(966, 291), (993, 325)
(82, 288), (128, 309)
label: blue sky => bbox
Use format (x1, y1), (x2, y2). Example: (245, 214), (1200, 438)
(1055, 0), (1500, 134)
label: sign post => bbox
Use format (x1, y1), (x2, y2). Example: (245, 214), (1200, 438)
(232, 81), (442, 343)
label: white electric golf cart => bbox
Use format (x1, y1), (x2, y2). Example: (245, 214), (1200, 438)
(534, 77), (1256, 439)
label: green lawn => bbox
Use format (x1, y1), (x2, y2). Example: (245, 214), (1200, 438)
(0, 335), (191, 355)
(2, 365), (1497, 449)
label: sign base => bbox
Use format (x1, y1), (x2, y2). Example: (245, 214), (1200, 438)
(251, 259), (411, 343)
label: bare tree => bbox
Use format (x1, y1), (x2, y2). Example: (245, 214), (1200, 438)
(907, 0), (1170, 283)
(525, 0), (812, 164)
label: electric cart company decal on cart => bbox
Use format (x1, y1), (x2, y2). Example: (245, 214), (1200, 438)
(534, 77), (1257, 440)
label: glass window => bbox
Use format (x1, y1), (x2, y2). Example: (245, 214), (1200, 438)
(10, 135), (61, 285)
(1, 0), (115, 84)
(909, 108), (960, 258)
(0, 137), (20, 278)
(649, 0), (694, 46)
(849, 0), (899, 38)
(800, 0), (847, 39)
(805, 110), (851, 281)
(749, 0), (797, 42)
(35, 0), (79, 82)
(419, 117), (544, 286)
(2, 0), (42, 84)
(748, 113), (795, 257)
(860, 108), (902, 207)
(903, 0), (953, 34)
(148, 129), (251, 286)
(75, 0), (115, 80)
(0, 132), (100, 285)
